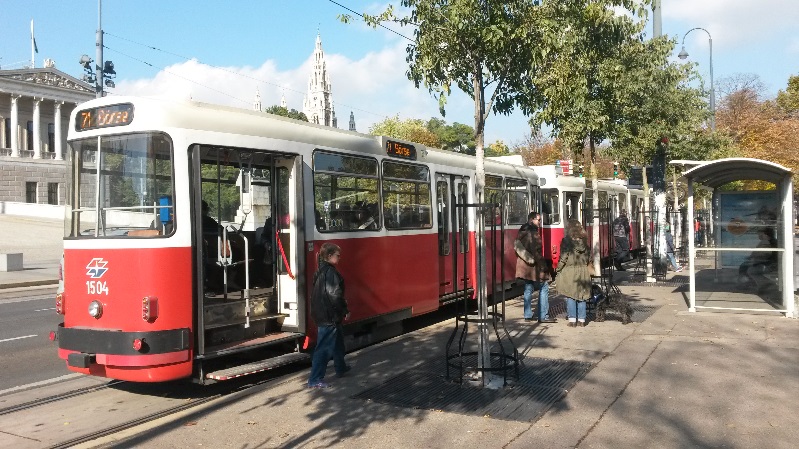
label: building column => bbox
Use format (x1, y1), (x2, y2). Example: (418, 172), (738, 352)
(33, 98), (42, 159)
(54, 102), (64, 160)
(10, 95), (20, 157)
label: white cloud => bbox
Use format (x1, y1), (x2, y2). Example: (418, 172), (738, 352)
(665, 0), (799, 48)
(114, 32), (533, 145)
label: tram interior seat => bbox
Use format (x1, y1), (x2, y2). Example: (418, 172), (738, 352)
(128, 229), (161, 237)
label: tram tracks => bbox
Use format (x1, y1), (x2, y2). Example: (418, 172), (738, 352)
(47, 394), (222, 449)
(0, 381), (122, 417)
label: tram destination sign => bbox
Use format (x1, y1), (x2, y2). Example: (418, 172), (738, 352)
(385, 140), (417, 160)
(76, 103), (134, 131)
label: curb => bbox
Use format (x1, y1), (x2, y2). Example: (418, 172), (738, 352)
(0, 279), (60, 289)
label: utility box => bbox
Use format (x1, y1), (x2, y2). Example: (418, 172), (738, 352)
(0, 253), (23, 272)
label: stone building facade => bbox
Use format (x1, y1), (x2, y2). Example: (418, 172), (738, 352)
(0, 65), (94, 207)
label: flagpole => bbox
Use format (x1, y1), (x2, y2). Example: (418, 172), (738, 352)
(30, 20), (35, 69)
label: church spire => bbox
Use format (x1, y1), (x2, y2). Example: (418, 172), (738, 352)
(349, 111), (356, 132)
(302, 32), (336, 127)
(253, 87), (262, 112)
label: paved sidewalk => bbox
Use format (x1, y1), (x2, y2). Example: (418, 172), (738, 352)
(0, 215), (61, 289)
(79, 282), (798, 449)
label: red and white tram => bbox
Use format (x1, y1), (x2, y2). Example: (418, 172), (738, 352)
(53, 96), (543, 383)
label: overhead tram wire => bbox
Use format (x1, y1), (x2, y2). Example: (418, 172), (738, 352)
(102, 45), (252, 106)
(326, 0), (415, 43)
(103, 32), (389, 119)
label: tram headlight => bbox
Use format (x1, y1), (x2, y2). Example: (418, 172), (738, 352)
(88, 300), (103, 319)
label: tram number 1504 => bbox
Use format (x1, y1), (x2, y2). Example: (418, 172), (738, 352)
(86, 280), (109, 295)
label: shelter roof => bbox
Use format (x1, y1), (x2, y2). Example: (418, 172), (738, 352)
(682, 158), (791, 188)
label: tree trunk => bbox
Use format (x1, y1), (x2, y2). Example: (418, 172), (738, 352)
(589, 137), (601, 275)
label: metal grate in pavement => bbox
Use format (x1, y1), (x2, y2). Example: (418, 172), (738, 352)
(545, 297), (661, 323)
(352, 357), (594, 422)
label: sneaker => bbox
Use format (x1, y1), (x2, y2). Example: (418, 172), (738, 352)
(336, 365), (351, 378)
(308, 381), (331, 389)
(538, 318), (557, 324)
(578, 321), (586, 327)
(675, 267), (684, 273)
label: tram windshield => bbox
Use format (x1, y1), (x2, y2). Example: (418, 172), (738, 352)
(65, 133), (174, 238)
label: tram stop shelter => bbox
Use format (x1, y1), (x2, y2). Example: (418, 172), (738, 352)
(674, 158), (797, 318)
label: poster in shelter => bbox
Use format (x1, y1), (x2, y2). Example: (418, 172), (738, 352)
(718, 191), (779, 267)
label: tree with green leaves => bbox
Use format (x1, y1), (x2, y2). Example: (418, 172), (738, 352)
(264, 105), (309, 122)
(776, 74), (799, 115)
(427, 118), (476, 154)
(341, 1), (543, 386)
(369, 115), (441, 147)
(342, 0), (540, 194)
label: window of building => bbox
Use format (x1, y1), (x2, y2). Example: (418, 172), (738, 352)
(382, 160), (432, 229)
(312, 151), (379, 232)
(48, 123), (55, 154)
(47, 183), (59, 205)
(26, 182), (37, 203)
(3, 118), (9, 149)
(26, 121), (33, 152)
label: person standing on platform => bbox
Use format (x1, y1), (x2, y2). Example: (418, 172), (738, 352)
(557, 219), (592, 327)
(308, 243), (351, 388)
(612, 209), (631, 271)
(514, 212), (555, 323)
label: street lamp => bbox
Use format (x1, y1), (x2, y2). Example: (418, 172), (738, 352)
(678, 28), (715, 131)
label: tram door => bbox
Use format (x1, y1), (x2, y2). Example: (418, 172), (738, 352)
(436, 174), (471, 299)
(564, 191), (582, 222)
(192, 146), (302, 354)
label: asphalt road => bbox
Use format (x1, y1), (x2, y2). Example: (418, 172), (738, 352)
(0, 286), (72, 392)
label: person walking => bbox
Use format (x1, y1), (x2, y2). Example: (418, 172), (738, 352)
(612, 209), (631, 271)
(514, 211), (555, 323)
(308, 243), (351, 388)
(664, 223), (682, 272)
(556, 219), (592, 327)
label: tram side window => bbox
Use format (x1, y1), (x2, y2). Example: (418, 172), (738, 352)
(382, 161), (432, 229)
(584, 190), (594, 224)
(66, 133), (175, 238)
(457, 181), (470, 252)
(437, 180), (450, 255)
(541, 189), (560, 225)
(313, 151), (379, 232)
(506, 178), (529, 225)
(618, 192), (627, 215)
(485, 175), (503, 226)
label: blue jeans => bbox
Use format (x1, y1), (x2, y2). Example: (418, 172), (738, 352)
(523, 280), (550, 320)
(308, 324), (347, 385)
(666, 253), (679, 270)
(566, 297), (587, 321)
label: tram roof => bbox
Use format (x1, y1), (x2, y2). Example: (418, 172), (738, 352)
(682, 158), (791, 188)
(70, 96), (538, 183)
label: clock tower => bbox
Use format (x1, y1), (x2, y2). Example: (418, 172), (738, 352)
(302, 33), (337, 127)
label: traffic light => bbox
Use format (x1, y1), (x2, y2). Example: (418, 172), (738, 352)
(613, 162), (619, 179)
(578, 165), (584, 178)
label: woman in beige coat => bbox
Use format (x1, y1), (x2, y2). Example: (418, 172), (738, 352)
(556, 220), (592, 327)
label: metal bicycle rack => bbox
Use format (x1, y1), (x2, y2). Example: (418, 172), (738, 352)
(445, 201), (519, 387)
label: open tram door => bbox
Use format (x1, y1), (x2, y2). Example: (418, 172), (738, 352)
(191, 146), (307, 382)
(436, 174), (472, 303)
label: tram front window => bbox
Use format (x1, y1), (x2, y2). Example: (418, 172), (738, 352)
(65, 133), (174, 238)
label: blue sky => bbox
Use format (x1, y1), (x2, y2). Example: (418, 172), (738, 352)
(3, 1), (798, 146)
